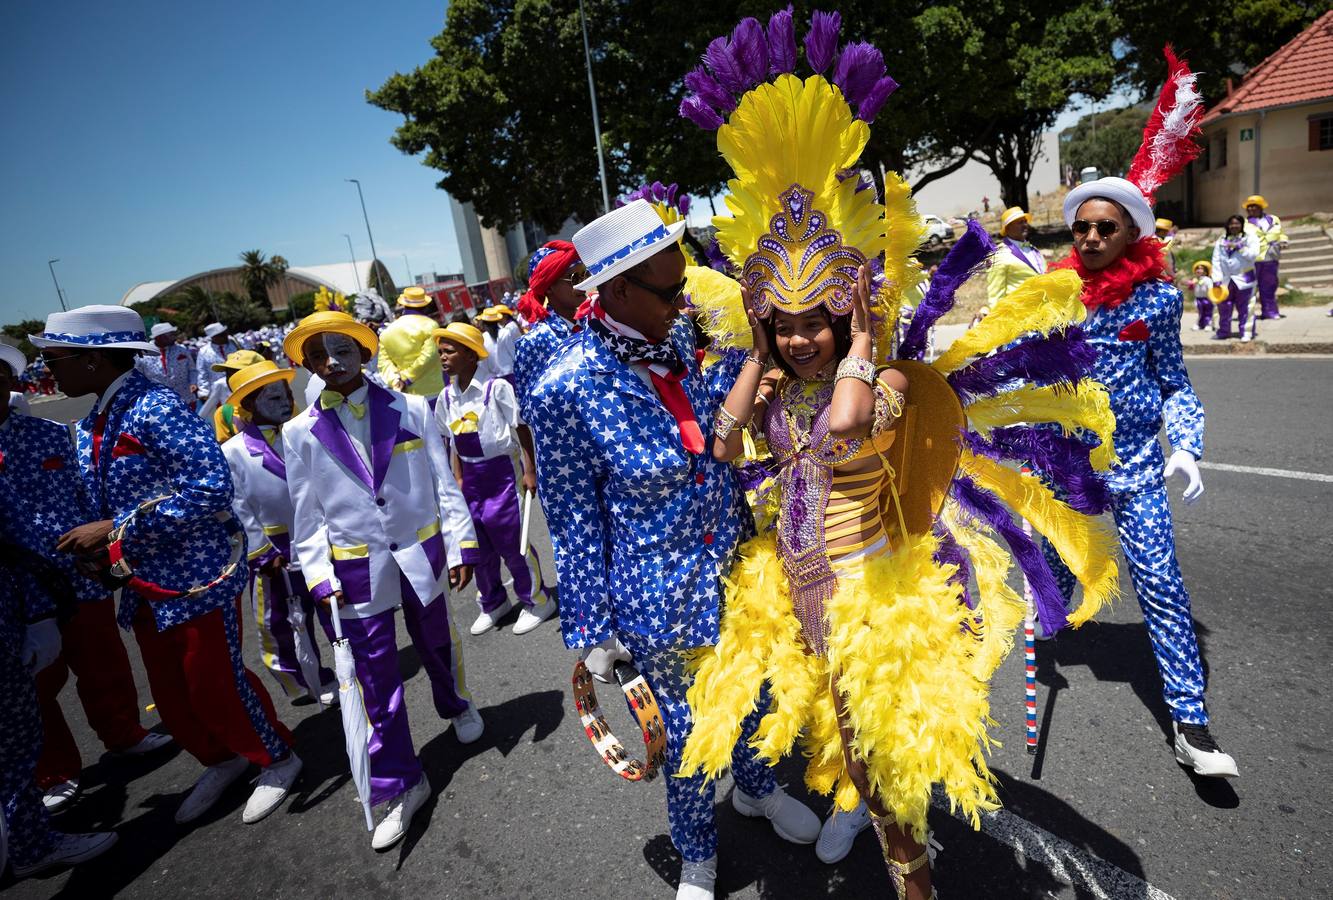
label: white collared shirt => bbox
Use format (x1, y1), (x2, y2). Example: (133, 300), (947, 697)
(434, 374), (520, 461)
(328, 383), (372, 464)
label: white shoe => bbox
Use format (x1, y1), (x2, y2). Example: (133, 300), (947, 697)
(310, 680), (339, 707)
(42, 779), (80, 813)
(452, 704), (485, 744)
(676, 855), (717, 900)
(114, 731), (174, 756)
(371, 777), (430, 851)
(733, 785), (821, 844)
(816, 800), (871, 863)
(1240, 333), (1252, 343)
(175, 755), (249, 824)
(11, 831), (119, 878)
(512, 599), (557, 635)
(469, 599), (513, 635)
(1173, 722), (1238, 778)
(242, 752), (302, 824)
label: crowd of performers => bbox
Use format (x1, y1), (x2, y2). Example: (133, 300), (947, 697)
(4, 11), (1242, 899)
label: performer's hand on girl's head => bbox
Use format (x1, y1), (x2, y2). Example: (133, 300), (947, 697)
(449, 565), (474, 591)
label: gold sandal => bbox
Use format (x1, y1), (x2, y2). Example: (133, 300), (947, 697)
(871, 817), (938, 899)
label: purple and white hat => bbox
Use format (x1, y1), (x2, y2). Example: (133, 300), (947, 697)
(572, 199), (688, 292)
(30, 305), (155, 352)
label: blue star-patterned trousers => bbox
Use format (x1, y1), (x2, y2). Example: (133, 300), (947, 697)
(2, 646), (55, 869)
(1045, 485), (1208, 724)
(637, 648), (776, 863)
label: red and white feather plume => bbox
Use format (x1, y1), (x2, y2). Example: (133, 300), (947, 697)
(1125, 46), (1204, 205)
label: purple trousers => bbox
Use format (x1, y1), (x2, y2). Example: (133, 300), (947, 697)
(1216, 284), (1253, 338)
(325, 575), (471, 806)
(252, 568), (334, 698)
(460, 452), (547, 613)
(1255, 260), (1280, 318)
(1194, 298), (1213, 329)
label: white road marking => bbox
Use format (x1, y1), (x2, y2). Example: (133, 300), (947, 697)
(1197, 461), (1333, 483)
(939, 799), (1179, 900)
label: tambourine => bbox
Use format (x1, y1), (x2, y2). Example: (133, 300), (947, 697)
(106, 496), (245, 602)
(572, 660), (667, 782)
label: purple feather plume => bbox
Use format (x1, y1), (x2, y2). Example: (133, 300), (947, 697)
(933, 522), (976, 608)
(680, 94), (724, 130)
(953, 475), (1071, 634)
(803, 9), (841, 74)
(731, 18), (769, 88)
(832, 42), (885, 106)
(705, 239), (733, 274)
(704, 35), (747, 94)
(767, 6), (797, 74)
(960, 427), (1111, 515)
(678, 194), (691, 216)
(898, 219), (994, 361)
(946, 326), (1096, 403)
(857, 75), (899, 122)
(684, 65), (735, 113)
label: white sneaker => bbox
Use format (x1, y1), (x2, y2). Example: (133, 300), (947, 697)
(676, 855), (717, 900)
(733, 785), (821, 844)
(242, 752), (302, 824)
(371, 777), (430, 851)
(11, 831), (119, 878)
(114, 731), (174, 756)
(469, 599), (513, 635)
(1173, 722), (1238, 778)
(42, 779), (80, 813)
(310, 680), (339, 707)
(815, 800), (871, 863)
(512, 599), (557, 635)
(175, 755), (250, 824)
(1240, 333), (1252, 343)
(452, 704), (485, 744)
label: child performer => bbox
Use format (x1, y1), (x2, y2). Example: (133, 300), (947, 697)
(1185, 260), (1215, 331)
(221, 360), (336, 705)
(1211, 215), (1260, 342)
(282, 311), (484, 851)
(432, 323), (555, 637)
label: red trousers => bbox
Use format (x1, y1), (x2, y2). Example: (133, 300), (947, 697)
(35, 596), (148, 788)
(132, 597), (294, 768)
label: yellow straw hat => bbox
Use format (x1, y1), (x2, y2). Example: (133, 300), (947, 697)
(1192, 260), (1212, 275)
(431, 322), (489, 359)
(397, 286), (433, 308)
(1244, 194), (1267, 210)
(1155, 218), (1174, 231)
(475, 306), (504, 323)
(999, 207), (1029, 231)
(1208, 283), (1229, 304)
(284, 311), (379, 366)
(210, 349), (265, 373)
(225, 360), (295, 408)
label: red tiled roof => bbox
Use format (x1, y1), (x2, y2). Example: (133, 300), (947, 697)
(1201, 10), (1333, 123)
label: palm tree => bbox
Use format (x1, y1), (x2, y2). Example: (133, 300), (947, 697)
(238, 250), (288, 307)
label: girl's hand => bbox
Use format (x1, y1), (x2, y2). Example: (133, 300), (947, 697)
(850, 264), (873, 338)
(742, 283), (770, 356)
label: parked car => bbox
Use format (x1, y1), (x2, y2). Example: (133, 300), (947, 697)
(920, 214), (954, 248)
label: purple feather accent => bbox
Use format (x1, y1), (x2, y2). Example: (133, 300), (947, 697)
(731, 18), (769, 88)
(680, 94), (724, 130)
(933, 522), (976, 608)
(832, 42), (885, 106)
(706, 239), (733, 273)
(684, 65), (736, 113)
(961, 427), (1111, 515)
(734, 457), (776, 494)
(704, 35), (747, 94)
(947, 327), (1096, 403)
(857, 75), (899, 122)
(803, 9), (841, 74)
(953, 475), (1071, 634)
(678, 194), (691, 216)
(767, 6), (797, 74)
(898, 219), (993, 361)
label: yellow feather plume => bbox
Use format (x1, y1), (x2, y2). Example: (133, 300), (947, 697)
(684, 265), (752, 351)
(878, 171), (926, 364)
(932, 269), (1086, 374)
(941, 504), (1026, 681)
(965, 381), (1120, 471)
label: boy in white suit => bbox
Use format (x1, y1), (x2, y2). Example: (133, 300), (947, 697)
(281, 311), (484, 851)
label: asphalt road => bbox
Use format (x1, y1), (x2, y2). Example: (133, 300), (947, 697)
(7, 357), (1332, 899)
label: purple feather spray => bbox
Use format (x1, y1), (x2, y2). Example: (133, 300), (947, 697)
(960, 427), (1111, 516)
(767, 6), (797, 74)
(832, 42), (885, 107)
(803, 10), (841, 74)
(680, 95), (723, 130)
(946, 326), (1096, 403)
(704, 35), (748, 95)
(898, 219), (994, 361)
(731, 18), (769, 89)
(857, 75), (899, 122)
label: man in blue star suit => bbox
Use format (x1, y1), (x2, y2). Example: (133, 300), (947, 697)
(1050, 176), (1237, 779)
(526, 201), (819, 900)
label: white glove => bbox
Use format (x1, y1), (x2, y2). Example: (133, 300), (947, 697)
(581, 637), (632, 684)
(1164, 449), (1204, 504)
(20, 619), (61, 673)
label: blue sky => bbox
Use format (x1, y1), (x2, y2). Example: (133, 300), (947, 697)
(1, 1), (464, 325)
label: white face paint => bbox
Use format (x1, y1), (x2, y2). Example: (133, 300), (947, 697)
(310, 333), (364, 389)
(253, 381), (292, 424)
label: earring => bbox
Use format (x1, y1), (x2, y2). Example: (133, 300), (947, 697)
(86, 363), (96, 371)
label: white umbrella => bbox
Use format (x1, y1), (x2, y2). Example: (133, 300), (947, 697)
(281, 569), (324, 710)
(329, 593), (375, 831)
(518, 488), (534, 557)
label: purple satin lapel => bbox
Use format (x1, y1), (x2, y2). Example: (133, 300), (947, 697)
(368, 383), (400, 491)
(241, 423), (286, 482)
(310, 405), (373, 489)
(1005, 238), (1040, 273)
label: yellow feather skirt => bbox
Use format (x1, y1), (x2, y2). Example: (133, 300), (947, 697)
(682, 531), (1003, 843)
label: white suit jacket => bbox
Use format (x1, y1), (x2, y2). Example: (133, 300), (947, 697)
(283, 381), (479, 618)
(222, 422), (298, 573)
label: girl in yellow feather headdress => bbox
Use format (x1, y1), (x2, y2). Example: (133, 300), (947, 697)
(678, 9), (1121, 898)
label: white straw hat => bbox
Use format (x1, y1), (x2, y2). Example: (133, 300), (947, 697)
(0, 344), (26, 377)
(150, 322), (178, 338)
(30, 305), (155, 352)
(204, 322), (228, 338)
(572, 199), (688, 292)
(1063, 177), (1156, 242)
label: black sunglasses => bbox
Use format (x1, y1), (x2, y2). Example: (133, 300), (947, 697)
(1071, 219), (1121, 238)
(39, 350), (86, 365)
(557, 267), (589, 285)
(622, 272), (688, 305)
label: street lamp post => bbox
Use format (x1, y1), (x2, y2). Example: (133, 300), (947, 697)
(402, 254), (413, 286)
(47, 258), (67, 311)
(345, 179), (381, 294)
(342, 234), (362, 291)
(578, 0), (611, 214)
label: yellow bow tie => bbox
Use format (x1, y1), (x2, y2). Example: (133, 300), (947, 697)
(320, 390), (365, 419)
(449, 411), (479, 435)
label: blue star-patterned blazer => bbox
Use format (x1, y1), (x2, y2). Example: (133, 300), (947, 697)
(1084, 279), (1204, 493)
(513, 313), (578, 420)
(76, 370), (246, 630)
(526, 321), (745, 653)
(0, 413), (106, 604)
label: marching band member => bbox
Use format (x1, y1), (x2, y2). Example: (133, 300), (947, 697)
(986, 206), (1046, 305)
(135, 322), (196, 407)
(32, 305), (301, 828)
(377, 287), (446, 399)
(1211, 214), (1261, 342)
(221, 360), (336, 704)
(195, 323), (238, 417)
(210, 349), (267, 442)
(0, 345), (169, 814)
(432, 322), (554, 636)
(1245, 195), (1289, 319)
(282, 311), (484, 851)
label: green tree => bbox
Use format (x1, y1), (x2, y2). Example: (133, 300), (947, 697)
(1060, 105), (1150, 179)
(238, 250), (288, 308)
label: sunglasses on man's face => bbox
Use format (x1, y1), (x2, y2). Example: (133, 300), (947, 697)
(1071, 219), (1121, 238)
(622, 272), (688, 305)
(39, 351), (85, 366)
(557, 267), (589, 285)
